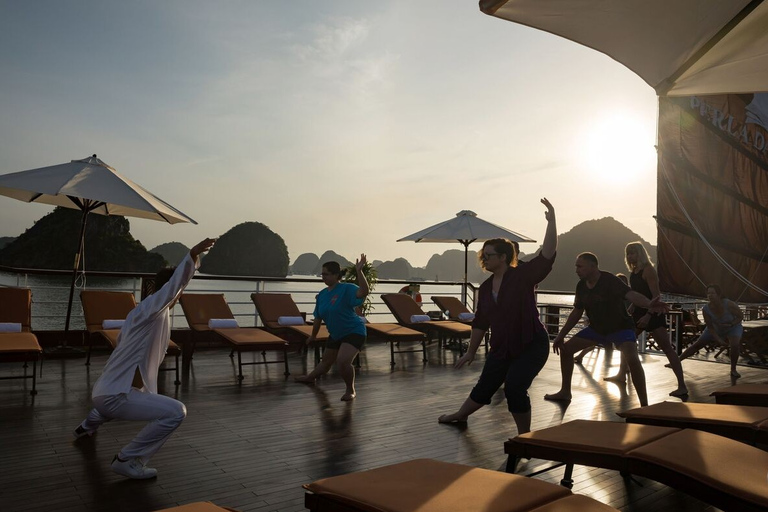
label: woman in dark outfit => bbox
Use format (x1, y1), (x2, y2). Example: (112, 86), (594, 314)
(438, 198), (556, 435)
(605, 242), (688, 397)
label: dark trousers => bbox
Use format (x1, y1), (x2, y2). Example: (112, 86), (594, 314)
(469, 329), (549, 413)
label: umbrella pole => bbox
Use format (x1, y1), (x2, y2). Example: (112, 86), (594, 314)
(55, 207), (89, 356)
(463, 241), (469, 306)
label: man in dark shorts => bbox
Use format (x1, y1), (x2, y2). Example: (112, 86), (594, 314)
(544, 253), (668, 406)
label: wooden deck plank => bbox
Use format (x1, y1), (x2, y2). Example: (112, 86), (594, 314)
(1, 339), (765, 511)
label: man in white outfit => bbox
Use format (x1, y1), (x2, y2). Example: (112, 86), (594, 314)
(74, 238), (215, 479)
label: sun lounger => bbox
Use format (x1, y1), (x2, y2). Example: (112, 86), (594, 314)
(365, 323), (428, 367)
(0, 287), (43, 396)
(154, 502), (241, 512)
(711, 383), (768, 406)
(504, 420), (768, 512)
(81, 290), (181, 385)
(381, 293), (471, 354)
(179, 293), (290, 381)
(431, 295), (473, 323)
(304, 458), (620, 512)
(250, 293), (332, 362)
(618, 401), (768, 446)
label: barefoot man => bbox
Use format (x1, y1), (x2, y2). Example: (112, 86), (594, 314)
(544, 252), (669, 407)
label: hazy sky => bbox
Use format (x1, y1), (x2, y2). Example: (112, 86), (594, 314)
(0, 1), (659, 267)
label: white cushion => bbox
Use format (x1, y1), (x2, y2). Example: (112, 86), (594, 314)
(278, 316), (305, 326)
(0, 322), (22, 333)
(410, 314), (430, 323)
(101, 319), (125, 330)
(458, 312), (475, 321)
(208, 318), (239, 329)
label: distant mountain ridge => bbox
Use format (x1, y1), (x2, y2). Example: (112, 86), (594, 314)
(149, 242), (190, 266)
(290, 217), (655, 290)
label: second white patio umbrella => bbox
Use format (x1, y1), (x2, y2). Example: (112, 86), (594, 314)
(0, 154), (197, 353)
(397, 210), (535, 304)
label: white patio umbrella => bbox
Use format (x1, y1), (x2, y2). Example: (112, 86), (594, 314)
(480, 0), (768, 96)
(0, 154), (197, 353)
(397, 210), (535, 304)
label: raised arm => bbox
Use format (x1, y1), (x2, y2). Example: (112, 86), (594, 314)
(540, 198), (557, 260)
(355, 254), (370, 299)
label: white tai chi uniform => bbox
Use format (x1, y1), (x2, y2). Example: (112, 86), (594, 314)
(80, 253), (198, 461)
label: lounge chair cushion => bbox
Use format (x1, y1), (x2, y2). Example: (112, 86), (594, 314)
(0, 323), (22, 333)
(80, 291), (136, 333)
(212, 328), (288, 347)
(304, 458), (572, 512)
(251, 293), (303, 329)
(529, 495), (619, 512)
(711, 384), (768, 406)
(0, 332), (42, 353)
(0, 288), (32, 330)
(627, 428), (768, 509)
(155, 502), (240, 512)
(208, 318), (239, 329)
(513, 420), (679, 457)
(619, 401), (768, 428)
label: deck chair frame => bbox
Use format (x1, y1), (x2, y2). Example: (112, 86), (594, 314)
(80, 290), (181, 385)
(304, 458), (620, 512)
(179, 293), (290, 381)
(365, 323), (428, 367)
(505, 420), (768, 512)
(617, 401), (768, 447)
(380, 293), (471, 355)
(0, 287), (42, 396)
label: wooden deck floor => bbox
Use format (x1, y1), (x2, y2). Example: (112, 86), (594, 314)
(1, 339), (764, 512)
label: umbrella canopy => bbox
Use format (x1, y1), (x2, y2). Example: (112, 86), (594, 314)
(398, 210), (536, 304)
(0, 155), (196, 224)
(480, 0), (768, 96)
(0, 155), (197, 351)
(398, 210), (534, 244)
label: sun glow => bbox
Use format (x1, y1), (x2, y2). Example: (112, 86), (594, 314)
(579, 112), (657, 185)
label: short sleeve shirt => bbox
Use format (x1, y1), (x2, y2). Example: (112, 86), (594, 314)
(574, 271), (634, 335)
(313, 282), (366, 340)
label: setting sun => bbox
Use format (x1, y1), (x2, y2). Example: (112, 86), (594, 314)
(578, 112), (657, 185)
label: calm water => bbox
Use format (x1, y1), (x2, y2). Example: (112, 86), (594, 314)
(0, 271), (574, 330)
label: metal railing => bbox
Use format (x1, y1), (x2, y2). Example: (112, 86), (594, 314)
(0, 264), (479, 331)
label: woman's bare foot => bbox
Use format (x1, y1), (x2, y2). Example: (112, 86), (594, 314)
(294, 375), (315, 384)
(340, 392), (356, 401)
(544, 391), (572, 402)
(669, 387), (688, 397)
(438, 413), (467, 424)
(604, 374), (626, 383)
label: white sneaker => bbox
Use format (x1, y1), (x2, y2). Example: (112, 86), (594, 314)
(111, 456), (158, 479)
(73, 425), (96, 440)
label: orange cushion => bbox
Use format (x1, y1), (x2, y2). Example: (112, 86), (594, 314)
(304, 458), (571, 512)
(627, 429), (768, 509)
(288, 325), (331, 341)
(529, 495), (618, 512)
(213, 328), (288, 347)
(711, 384), (768, 397)
(366, 323), (426, 341)
(618, 401), (768, 427)
(154, 502), (237, 512)
(0, 332), (42, 353)
(513, 420), (679, 456)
